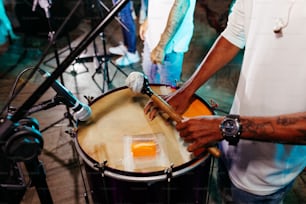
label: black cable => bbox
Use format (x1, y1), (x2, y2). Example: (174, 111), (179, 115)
(2, 66), (35, 117)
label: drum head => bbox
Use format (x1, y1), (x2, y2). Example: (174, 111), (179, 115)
(76, 85), (213, 182)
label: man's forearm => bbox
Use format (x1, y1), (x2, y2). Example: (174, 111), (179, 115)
(179, 36), (241, 98)
(157, 0), (190, 49)
(241, 112), (306, 144)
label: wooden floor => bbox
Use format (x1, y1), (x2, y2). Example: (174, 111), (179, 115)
(0, 1), (305, 203)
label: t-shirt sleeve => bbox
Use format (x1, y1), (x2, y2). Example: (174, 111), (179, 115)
(221, 0), (246, 49)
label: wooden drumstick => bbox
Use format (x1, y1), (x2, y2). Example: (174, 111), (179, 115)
(126, 72), (221, 158)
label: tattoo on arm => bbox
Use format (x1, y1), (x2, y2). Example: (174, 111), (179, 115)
(243, 116), (306, 143)
(277, 117), (297, 126)
(278, 116), (306, 141)
(244, 119), (275, 137)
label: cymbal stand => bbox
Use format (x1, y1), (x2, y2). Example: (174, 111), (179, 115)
(90, 0), (128, 93)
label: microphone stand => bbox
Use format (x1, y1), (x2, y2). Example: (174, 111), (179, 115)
(41, 0), (89, 76)
(24, 157), (53, 204)
(0, 1), (129, 203)
(44, 2), (75, 127)
(83, 0), (129, 93)
(27, 96), (77, 133)
(9, 0), (130, 123)
(23, 94), (87, 204)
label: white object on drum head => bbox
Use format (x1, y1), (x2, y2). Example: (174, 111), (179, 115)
(125, 72), (144, 93)
(123, 133), (170, 172)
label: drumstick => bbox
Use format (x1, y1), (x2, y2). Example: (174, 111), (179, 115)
(125, 72), (221, 158)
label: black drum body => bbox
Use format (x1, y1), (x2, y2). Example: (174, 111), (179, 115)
(76, 85), (214, 203)
(84, 157), (211, 203)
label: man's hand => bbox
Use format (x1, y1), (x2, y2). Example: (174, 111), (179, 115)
(139, 19), (148, 41)
(144, 90), (195, 120)
(150, 45), (166, 64)
(176, 116), (223, 152)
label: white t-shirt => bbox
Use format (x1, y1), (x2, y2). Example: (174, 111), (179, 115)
(145, 0), (196, 53)
(221, 0), (306, 196)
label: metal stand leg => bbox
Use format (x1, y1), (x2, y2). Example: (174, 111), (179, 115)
(24, 157), (53, 204)
(49, 33), (75, 127)
(91, 32), (128, 93)
(46, 15), (75, 127)
(83, 0), (128, 93)
(66, 130), (90, 204)
(43, 31), (89, 76)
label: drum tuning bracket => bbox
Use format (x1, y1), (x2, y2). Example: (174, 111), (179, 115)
(94, 161), (108, 177)
(165, 164), (174, 182)
(84, 95), (95, 105)
(65, 127), (77, 138)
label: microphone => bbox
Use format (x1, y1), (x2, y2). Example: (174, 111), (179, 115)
(273, 18), (285, 34)
(125, 72), (221, 158)
(38, 69), (92, 122)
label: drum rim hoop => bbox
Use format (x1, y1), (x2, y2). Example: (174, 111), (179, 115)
(75, 85), (214, 182)
(83, 84), (215, 115)
(75, 136), (210, 182)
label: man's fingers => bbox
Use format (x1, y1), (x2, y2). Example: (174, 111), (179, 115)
(144, 100), (159, 120)
(144, 101), (153, 114)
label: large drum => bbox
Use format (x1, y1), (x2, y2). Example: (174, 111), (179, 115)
(76, 85), (214, 204)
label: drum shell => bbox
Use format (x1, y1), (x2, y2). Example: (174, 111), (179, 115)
(85, 157), (211, 204)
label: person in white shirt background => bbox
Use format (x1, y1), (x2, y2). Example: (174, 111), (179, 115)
(139, 0), (196, 87)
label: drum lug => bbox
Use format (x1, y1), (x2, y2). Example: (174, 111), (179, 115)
(84, 95), (95, 105)
(65, 127), (77, 138)
(209, 99), (219, 111)
(165, 164), (174, 182)
(94, 160), (107, 177)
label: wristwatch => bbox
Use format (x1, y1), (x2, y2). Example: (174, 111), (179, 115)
(219, 114), (242, 145)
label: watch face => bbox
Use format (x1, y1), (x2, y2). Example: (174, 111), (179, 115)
(221, 118), (239, 136)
